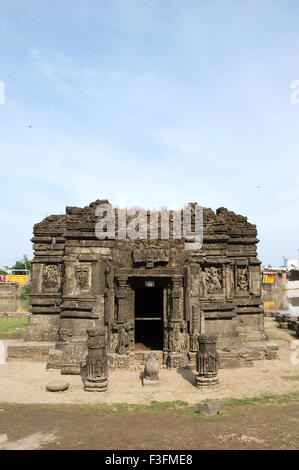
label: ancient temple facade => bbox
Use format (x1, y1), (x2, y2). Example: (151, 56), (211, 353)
(26, 200), (277, 372)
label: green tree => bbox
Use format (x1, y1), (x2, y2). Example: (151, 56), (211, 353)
(5, 255), (31, 273)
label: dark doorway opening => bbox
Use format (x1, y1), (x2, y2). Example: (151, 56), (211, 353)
(134, 286), (163, 350)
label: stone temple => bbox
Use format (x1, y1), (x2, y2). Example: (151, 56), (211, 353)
(25, 200), (278, 373)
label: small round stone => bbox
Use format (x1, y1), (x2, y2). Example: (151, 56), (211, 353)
(46, 380), (69, 392)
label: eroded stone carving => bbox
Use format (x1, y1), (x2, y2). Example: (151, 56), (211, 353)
(205, 266), (222, 294)
(43, 264), (60, 289)
(77, 268), (90, 290)
(61, 340), (86, 375)
(237, 268), (249, 291)
(84, 327), (108, 392)
(115, 320), (134, 354)
(168, 322), (187, 353)
(143, 352), (159, 385)
(196, 334), (219, 388)
(133, 249), (169, 268)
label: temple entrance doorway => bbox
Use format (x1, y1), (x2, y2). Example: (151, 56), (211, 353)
(134, 282), (164, 350)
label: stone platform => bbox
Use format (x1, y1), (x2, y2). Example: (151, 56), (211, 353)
(6, 341), (279, 370)
(6, 340), (54, 362)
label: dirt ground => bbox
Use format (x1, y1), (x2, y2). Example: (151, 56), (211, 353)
(0, 400), (298, 450)
(1, 318), (299, 405)
(0, 318), (298, 450)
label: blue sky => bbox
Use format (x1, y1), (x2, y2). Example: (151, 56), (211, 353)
(1, 0), (299, 268)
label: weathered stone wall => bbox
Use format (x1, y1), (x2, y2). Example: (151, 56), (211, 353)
(26, 200), (269, 371)
(0, 282), (25, 299)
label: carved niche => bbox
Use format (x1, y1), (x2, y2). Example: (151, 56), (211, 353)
(168, 321), (187, 353)
(114, 320), (134, 354)
(76, 265), (90, 291)
(204, 266), (223, 295)
(43, 264), (60, 290)
(236, 267), (249, 292)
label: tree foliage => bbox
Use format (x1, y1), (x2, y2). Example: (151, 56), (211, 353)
(5, 255), (31, 272)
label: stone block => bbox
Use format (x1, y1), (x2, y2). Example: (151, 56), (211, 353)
(167, 353), (188, 369)
(142, 378), (159, 386)
(46, 349), (63, 369)
(197, 400), (221, 416)
(46, 380), (69, 392)
(60, 340), (86, 375)
(25, 314), (60, 342)
(7, 341), (54, 362)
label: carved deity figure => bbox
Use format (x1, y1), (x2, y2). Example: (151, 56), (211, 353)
(169, 322), (187, 353)
(199, 268), (207, 297)
(110, 324), (119, 352)
(237, 268), (249, 291)
(43, 264), (60, 289)
(78, 269), (89, 290)
(116, 320), (133, 354)
(125, 320), (134, 351)
(205, 266), (222, 294)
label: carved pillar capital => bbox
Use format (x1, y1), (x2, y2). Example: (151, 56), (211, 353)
(117, 274), (128, 286)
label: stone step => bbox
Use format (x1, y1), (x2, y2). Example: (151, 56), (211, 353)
(6, 340), (55, 361)
(133, 350), (164, 365)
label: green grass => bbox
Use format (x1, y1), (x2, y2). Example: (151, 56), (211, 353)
(148, 400), (188, 411)
(0, 316), (28, 338)
(85, 392), (299, 418)
(87, 400), (190, 415)
(222, 392), (299, 407)
(281, 375), (299, 382)
(86, 393), (299, 419)
(4, 392), (298, 422)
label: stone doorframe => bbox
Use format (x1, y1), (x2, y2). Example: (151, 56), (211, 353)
(106, 269), (188, 367)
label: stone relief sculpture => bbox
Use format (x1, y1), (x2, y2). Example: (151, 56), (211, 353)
(110, 324), (119, 353)
(43, 264), (60, 289)
(168, 322), (187, 353)
(116, 320), (134, 354)
(77, 269), (89, 290)
(205, 266), (222, 294)
(199, 267), (207, 297)
(237, 268), (249, 291)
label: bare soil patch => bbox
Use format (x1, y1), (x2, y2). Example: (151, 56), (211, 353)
(0, 400), (298, 450)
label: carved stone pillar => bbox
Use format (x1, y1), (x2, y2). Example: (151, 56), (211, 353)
(84, 327), (108, 392)
(116, 274), (128, 323)
(171, 275), (183, 321)
(196, 334), (219, 389)
(189, 305), (200, 352)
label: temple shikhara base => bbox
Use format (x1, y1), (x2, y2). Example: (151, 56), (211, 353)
(24, 200), (278, 377)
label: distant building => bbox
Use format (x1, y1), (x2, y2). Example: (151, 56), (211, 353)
(287, 258), (299, 270)
(261, 268), (286, 290)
